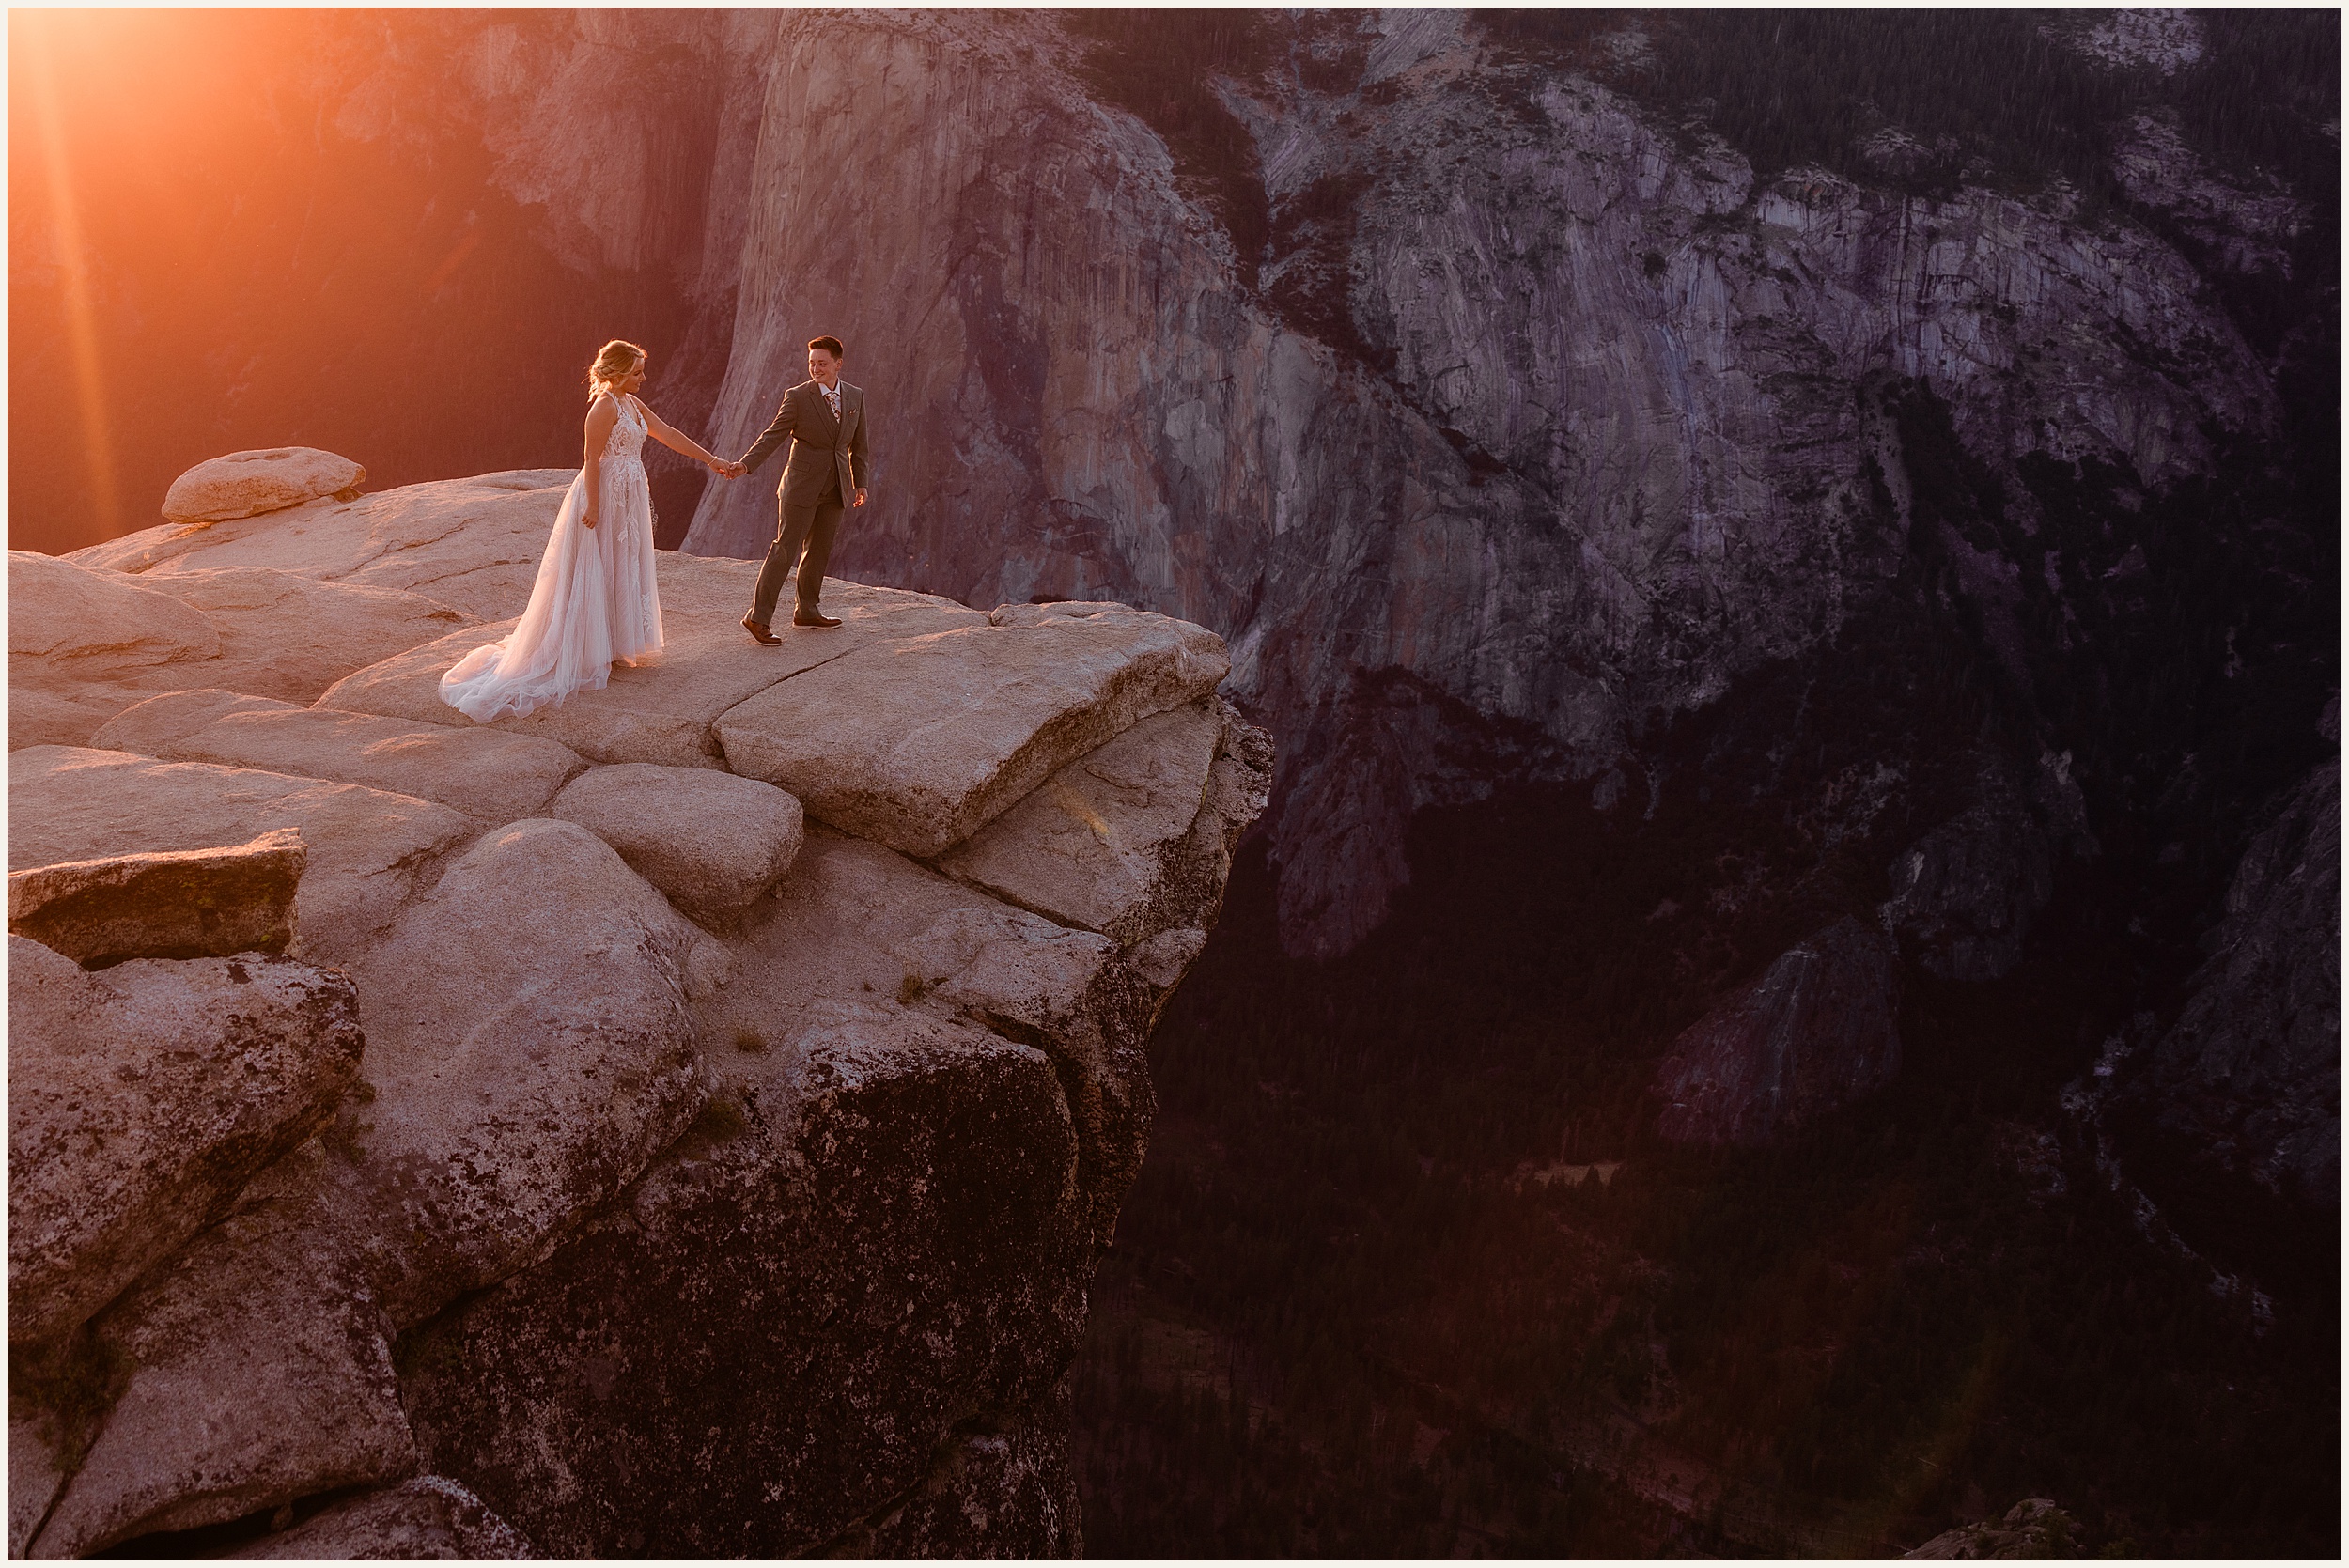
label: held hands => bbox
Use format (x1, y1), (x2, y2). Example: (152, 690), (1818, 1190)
(687, 457), (841, 489)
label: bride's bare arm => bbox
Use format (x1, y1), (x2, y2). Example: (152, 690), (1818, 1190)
(581, 396), (619, 529)
(634, 399), (734, 473)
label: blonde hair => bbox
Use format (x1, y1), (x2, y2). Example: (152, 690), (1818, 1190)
(585, 339), (646, 402)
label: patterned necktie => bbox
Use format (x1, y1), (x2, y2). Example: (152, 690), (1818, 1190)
(822, 384), (841, 421)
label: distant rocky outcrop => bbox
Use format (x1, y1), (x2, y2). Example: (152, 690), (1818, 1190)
(162, 448), (366, 527)
(1878, 753), (2090, 985)
(2141, 749), (2341, 1203)
(8, 465), (1268, 1557)
(1905, 1497), (2082, 1560)
(1653, 916), (1903, 1147)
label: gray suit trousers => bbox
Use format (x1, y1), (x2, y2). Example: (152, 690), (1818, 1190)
(751, 479), (844, 623)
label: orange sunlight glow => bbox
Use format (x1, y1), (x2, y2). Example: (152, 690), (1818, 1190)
(19, 11), (121, 536)
(11, 8), (712, 556)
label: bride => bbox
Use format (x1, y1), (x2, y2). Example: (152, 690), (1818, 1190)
(441, 339), (740, 722)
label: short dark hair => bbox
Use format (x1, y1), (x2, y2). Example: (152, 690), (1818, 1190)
(808, 335), (845, 361)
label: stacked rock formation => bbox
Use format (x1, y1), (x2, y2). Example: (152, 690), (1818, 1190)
(8, 458), (1269, 1558)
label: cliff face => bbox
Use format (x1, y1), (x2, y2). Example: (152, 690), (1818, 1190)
(8, 465), (1268, 1557)
(656, 8), (2311, 969)
(632, 8), (2334, 1242)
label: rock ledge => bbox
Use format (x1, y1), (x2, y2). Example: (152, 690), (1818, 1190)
(8, 465), (1268, 1559)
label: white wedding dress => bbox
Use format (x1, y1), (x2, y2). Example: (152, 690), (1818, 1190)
(441, 393), (663, 722)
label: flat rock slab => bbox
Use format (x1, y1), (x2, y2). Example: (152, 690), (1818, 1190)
(938, 700), (1224, 939)
(10, 555), (475, 749)
(162, 447), (366, 525)
(8, 827), (306, 968)
(702, 830), (1034, 1049)
(8, 683), (138, 753)
(97, 690), (587, 824)
(70, 470), (577, 622)
(552, 763), (803, 927)
(133, 567), (477, 704)
(227, 1476), (536, 1560)
(8, 551), (220, 665)
(320, 566), (985, 770)
(8, 748), (474, 964)
(6, 936), (363, 1344)
(701, 828), (1130, 1142)
(717, 601), (1231, 859)
(87, 689), (299, 755)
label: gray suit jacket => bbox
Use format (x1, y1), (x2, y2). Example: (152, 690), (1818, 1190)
(741, 380), (869, 509)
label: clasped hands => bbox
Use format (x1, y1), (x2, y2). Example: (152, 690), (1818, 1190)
(699, 459), (863, 507)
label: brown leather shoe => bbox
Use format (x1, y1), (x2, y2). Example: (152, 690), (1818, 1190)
(791, 609), (842, 629)
(741, 614), (782, 645)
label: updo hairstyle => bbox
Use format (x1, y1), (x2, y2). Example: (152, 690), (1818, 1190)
(586, 339), (646, 402)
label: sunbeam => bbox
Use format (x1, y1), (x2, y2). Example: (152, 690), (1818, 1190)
(18, 11), (122, 540)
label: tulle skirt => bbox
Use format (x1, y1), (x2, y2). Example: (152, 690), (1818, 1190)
(440, 458), (662, 722)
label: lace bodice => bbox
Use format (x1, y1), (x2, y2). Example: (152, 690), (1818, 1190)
(602, 395), (647, 464)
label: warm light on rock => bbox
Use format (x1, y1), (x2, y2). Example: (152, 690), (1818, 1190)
(6, 464), (1267, 1557)
(160, 448), (366, 527)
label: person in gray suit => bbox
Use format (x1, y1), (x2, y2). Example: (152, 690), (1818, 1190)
(730, 334), (870, 639)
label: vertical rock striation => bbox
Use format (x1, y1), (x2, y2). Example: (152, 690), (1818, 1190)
(659, 8), (2290, 964)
